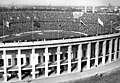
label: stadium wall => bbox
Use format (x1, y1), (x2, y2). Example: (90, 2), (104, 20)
(0, 33), (120, 83)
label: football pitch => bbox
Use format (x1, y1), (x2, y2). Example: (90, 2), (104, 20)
(0, 30), (86, 42)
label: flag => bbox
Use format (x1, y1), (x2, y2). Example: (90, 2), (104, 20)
(33, 21), (40, 27)
(10, 17), (13, 20)
(17, 17), (20, 19)
(26, 16), (30, 19)
(59, 24), (63, 27)
(34, 16), (38, 19)
(1, 20), (10, 27)
(98, 18), (103, 26)
(5, 21), (10, 27)
(80, 19), (87, 26)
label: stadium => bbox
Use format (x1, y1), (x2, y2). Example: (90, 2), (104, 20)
(0, 6), (120, 83)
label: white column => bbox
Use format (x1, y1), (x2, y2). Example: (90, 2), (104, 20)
(56, 46), (62, 75)
(93, 6), (95, 13)
(95, 41), (99, 67)
(3, 49), (7, 82)
(87, 43), (91, 69)
(68, 45), (72, 73)
(102, 40), (106, 65)
(31, 48), (36, 79)
(44, 47), (49, 77)
(109, 39), (113, 62)
(77, 44), (82, 72)
(17, 49), (22, 80)
(114, 38), (118, 60)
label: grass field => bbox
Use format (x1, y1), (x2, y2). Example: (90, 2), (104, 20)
(0, 30), (85, 42)
(64, 68), (120, 83)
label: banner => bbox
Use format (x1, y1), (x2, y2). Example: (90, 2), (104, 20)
(98, 18), (103, 26)
(72, 12), (84, 19)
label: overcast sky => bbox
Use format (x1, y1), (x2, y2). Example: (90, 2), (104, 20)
(0, 0), (120, 6)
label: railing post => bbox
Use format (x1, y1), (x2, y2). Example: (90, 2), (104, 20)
(102, 40), (106, 65)
(31, 48), (36, 79)
(56, 46), (62, 75)
(3, 49), (7, 82)
(17, 49), (22, 80)
(68, 45), (72, 73)
(87, 43), (91, 69)
(78, 44), (82, 72)
(95, 41), (99, 67)
(44, 47), (49, 77)
(109, 39), (113, 62)
(114, 38), (118, 60)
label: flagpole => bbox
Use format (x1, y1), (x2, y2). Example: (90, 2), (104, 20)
(97, 24), (98, 36)
(110, 21), (112, 34)
(32, 20), (34, 40)
(97, 19), (100, 36)
(58, 23), (60, 39)
(2, 20), (4, 42)
(97, 19), (99, 36)
(79, 17), (81, 27)
(32, 9), (34, 41)
(58, 15), (60, 39)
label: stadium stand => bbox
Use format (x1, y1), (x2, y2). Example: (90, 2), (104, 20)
(0, 9), (120, 39)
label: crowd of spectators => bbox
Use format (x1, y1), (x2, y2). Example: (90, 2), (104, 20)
(0, 10), (120, 39)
